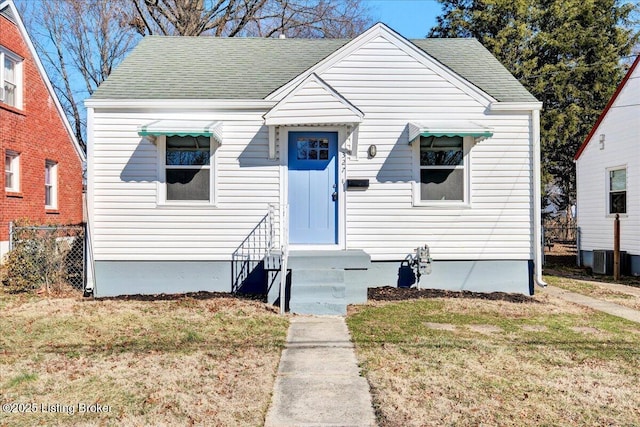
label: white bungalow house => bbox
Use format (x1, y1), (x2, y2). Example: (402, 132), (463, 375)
(575, 54), (640, 276)
(85, 23), (544, 313)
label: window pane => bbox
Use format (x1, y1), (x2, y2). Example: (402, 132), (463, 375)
(610, 169), (626, 191)
(610, 192), (626, 214)
(4, 57), (15, 82)
(45, 186), (52, 206)
(421, 169), (464, 201)
(3, 82), (16, 106)
(297, 139), (309, 160)
(166, 168), (210, 201)
(166, 136), (210, 165)
(420, 136), (463, 166)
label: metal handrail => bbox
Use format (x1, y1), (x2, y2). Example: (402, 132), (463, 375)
(279, 204), (289, 315)
(231, 204), (277, 293)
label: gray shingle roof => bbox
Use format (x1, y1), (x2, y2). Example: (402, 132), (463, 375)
(411, 39), (537, 103)
(91, 36), (536, 103)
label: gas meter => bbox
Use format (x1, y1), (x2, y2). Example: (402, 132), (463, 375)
(414, 245), (432, 276)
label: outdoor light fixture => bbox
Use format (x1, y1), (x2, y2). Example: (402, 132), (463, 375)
(599, 134), (605, 150)
(368, 144), (377, 158)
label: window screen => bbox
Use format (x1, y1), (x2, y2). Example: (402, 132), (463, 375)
(165, 135), (211, 202)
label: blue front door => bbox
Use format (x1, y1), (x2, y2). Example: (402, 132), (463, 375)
(288, 132), (338, 244)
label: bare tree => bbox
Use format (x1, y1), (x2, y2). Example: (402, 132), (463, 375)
(23, 0), (372, 145)
(126, 0), (372, 37)
(23, 0), (139, 148)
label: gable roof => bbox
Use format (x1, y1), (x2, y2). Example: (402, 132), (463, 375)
(91, 26), (536, 103)
(574, 54), (640, 160)
(0, 0), (85, 162)
(264, 73), (364, 126)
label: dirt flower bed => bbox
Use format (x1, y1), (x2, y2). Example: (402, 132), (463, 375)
(368, 286), (537, 303)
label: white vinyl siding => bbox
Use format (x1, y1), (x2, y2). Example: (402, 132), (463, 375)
(90, 111), (280, 260)
(576, 63), (639, 255)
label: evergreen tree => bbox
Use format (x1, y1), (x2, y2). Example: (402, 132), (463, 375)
(430, 0), (638, 213)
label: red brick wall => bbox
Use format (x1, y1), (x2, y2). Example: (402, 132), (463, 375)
(1, 13), (84, 242)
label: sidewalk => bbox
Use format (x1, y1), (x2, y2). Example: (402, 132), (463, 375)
(544, 283), (640, 324)
(264, 316), (376, 427)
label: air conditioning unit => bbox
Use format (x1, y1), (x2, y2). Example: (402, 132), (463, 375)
(592, 250), (627, 275)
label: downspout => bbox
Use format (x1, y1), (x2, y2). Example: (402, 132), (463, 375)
(84, 106), (96, 295)
(532, 108), (547, 287)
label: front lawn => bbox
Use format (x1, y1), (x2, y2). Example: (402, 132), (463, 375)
(347, 288), (640, 426)
(0, 292), (288, 426)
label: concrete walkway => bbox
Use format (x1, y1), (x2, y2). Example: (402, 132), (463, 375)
(544, 285), (640, 324)
(265, 316), (376, 427)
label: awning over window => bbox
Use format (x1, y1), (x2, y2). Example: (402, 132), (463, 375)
(138, 120), (223, 145)
(408, 121), (493, 143)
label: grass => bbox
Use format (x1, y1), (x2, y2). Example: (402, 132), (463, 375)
(545, 274), (640, 310)
(347, 290), (640, 426)
(0, 291), (288, 426)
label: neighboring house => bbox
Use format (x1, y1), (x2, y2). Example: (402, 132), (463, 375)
(575, 54), (640, 276)
(0, 0), (85, 260)
(86, 23), (544, 313)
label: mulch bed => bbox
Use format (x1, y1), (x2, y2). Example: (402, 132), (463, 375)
(93, 291), (265, 302)
(368, 286), (537, 303)
(94, 288), (537, 304)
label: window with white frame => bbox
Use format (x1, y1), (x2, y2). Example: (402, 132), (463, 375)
(45, 160), (58, 209)
(417, 135), (467, 202)
(5, 150), (19, 192)
(608, 167), (626, 214)
(1, 47), (22, 108)
(163, 135), (212, 202)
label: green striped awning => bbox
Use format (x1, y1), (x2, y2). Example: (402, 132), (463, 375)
(408, 121), (493, 143)
(138, 120), (223, 144)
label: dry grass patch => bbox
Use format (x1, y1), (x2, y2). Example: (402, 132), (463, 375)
(545, 275), (640, 310)
(0, 292), (288, 426)
(348, 292), (640, 426)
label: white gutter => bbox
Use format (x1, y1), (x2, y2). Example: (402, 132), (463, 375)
(84, 98), (276, 110)
(532, 108), (547, 288)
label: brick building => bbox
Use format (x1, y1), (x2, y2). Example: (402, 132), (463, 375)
(1, 0), (85, 259)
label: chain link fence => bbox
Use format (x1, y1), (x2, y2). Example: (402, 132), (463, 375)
(2, 223), (85, 292)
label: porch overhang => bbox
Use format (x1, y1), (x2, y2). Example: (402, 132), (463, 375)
(408, 121), (493, 144)
(138, 120), (223, 145)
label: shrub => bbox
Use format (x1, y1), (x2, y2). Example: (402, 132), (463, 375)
(1, 221), (71, 293)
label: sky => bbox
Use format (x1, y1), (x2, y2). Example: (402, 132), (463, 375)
(367, 0), (444, 39)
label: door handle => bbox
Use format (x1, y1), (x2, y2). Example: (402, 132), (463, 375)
(332, 191), (338, 201)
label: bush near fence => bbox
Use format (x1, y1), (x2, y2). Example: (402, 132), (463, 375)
(1, 222), (85, 294)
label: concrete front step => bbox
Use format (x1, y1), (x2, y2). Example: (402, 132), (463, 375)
(288, 300), (347, 316)
(290, 269), (347, 315)
(287, 249), (370, 270)
(263, 250), (371, 315)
